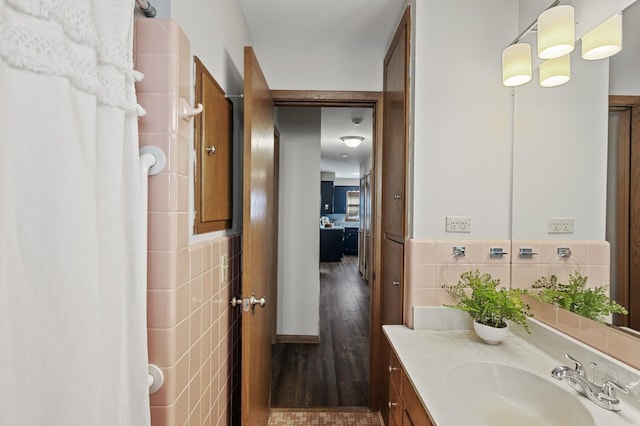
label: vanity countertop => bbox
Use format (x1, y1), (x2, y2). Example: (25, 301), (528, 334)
(384, 324), (640, 426)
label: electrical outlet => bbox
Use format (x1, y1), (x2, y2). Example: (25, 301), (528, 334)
(221, 254), (229, 282)
(547, 217), (574, 234)
(446, 216), (472, 233)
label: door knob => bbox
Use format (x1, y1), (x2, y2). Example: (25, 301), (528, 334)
(250, 295), (266, 308)
(230, 296), (243, 308)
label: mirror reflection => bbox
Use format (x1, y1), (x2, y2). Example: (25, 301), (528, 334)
(510, 1), (640, 332)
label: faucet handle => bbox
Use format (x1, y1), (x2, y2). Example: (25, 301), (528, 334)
(565, 354), (585, 376)
(601, 380), (630, 397)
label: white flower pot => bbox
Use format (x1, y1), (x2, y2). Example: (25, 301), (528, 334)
(473, 320), (509, 345)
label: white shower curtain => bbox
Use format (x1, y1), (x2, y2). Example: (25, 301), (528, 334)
(0, 1), (150, 425)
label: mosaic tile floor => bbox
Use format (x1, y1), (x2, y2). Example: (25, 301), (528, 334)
(268, 410), (382, 425)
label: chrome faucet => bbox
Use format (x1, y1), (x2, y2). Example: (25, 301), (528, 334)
(551, 353), (630, 411)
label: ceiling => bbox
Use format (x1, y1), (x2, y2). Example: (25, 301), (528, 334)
(320, 107), (373, 179)
(237, 0), (405, 179)
(237, 0), (404, 49)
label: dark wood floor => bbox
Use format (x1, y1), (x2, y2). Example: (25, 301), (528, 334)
(270, 255), (370, 407)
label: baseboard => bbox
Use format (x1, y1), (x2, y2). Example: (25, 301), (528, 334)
(275, 334), (320, 344)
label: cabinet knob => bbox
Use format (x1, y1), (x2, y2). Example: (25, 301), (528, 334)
(393, 193), (403, 200)
(388, 401), (398, 408)
(206, 146), (216, 155)
(392, 280), (400, 287)
(388, 366), (398, 373)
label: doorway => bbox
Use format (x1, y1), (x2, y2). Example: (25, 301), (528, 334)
(268, 91), (383, 409)
(608, 95), (640, 330)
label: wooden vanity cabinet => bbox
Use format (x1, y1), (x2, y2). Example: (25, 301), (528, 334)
(387, 348), (403, 425)
(402, 373), (432, 426)
(387, 344), (433, 426)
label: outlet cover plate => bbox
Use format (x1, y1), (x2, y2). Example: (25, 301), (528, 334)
(446, 216), (472, 233)
(547, 217), (574, 234)
(221, 254), (229, 282)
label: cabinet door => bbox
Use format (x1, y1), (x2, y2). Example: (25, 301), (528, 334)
(382, 239), (403, 325)
(402, 373), (433, 426)
(388, 377), (403, 426)
(382, 10), (409, 240)
(194, 56), (233, 233)
(320, 181), (333, 214)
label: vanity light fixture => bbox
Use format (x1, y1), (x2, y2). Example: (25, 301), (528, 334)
(537, 5), (575, 59)
(341, 136), (364, 148)
(539, 54), (571, 87)
(502, 43), (532, 86)
(581, 13), (623, 60)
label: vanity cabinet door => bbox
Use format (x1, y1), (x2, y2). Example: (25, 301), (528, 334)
(388, 374), (403, 426)
(388, 347), (403, 391)
(402, 373), (433, 426)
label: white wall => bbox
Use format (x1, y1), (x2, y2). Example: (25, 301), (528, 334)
(168, 0), (253, 240)
(253, 45), (384, 91)
(276, 107), (322, 336)
(411, 0), (518, 240)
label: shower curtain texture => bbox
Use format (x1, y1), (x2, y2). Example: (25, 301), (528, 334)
(0, 1), (150, 425)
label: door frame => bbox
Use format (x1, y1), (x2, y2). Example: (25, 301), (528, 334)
(271, 90), (383, 409)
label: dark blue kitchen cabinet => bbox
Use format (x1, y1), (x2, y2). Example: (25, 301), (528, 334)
(320, 181), (334, 214)
(333, 186), (359, 214)
(320, 227), (344, 261)
(344, 227), (358, 255)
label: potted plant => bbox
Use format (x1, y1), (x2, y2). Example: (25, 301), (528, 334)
(533, 272), (627, 323)
(442, 270), (531, 344)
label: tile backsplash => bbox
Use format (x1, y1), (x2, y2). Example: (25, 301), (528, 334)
(406, 238), (640, 372)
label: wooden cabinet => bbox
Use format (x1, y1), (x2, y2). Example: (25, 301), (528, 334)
(382, 10), (409, 242)
(194, 56), (233, 233)
(382, 239), (403, 325)
(386, 340), (433, 426)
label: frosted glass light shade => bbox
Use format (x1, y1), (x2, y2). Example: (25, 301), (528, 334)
(581, 14), (622, 60)
(538, 5), (575, 59)
(341, 136), (363, 148)
(502, 43), (532, 86)
(539, 54), (571, 87)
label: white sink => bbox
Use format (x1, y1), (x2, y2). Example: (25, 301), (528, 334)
(446, 362), (595, 426)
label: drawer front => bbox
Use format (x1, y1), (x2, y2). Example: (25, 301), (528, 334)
(402, 374), (432, 426)
(389, 348), (403, 392)
(388, 376), (403, 426)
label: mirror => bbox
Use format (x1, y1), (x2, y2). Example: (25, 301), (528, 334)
(510, 0), (640, 331)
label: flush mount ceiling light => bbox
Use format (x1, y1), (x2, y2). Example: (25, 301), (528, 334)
(502, 43), (532, 86)
(537, 5), (575, 59)
(341, 136), (364, 148)
(581, 13), (623, 60)
(539, 54), (571, 87)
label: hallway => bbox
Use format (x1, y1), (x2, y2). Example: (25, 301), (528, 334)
(271, 255), (370, 407)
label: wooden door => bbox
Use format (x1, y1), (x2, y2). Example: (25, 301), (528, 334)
(242, 46), (275, 426)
